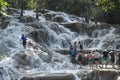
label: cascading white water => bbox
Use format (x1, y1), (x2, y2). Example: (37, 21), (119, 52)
(0, 9), (119, 80)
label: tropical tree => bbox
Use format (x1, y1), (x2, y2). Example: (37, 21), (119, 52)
(0, 0), (8, 11)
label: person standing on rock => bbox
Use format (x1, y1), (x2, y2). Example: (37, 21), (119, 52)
(70, 49), (77, 66)
(93, 50), (100, 68)
(79, 41), (83, 51)
(20, 34), (27, 49)
(109, 50), (116, 68)
(101, 49), (109, 68)
(77, 51), (83, 68)
(87, 52), (94, 69)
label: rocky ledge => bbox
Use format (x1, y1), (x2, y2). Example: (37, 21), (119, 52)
(20, 69), (120, 80)
(20, 73), (75, 80)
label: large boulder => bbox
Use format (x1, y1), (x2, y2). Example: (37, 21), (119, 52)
(20, 73), (75, 80)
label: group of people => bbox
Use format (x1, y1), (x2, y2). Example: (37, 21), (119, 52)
(87, 49), (120, 69)
(69, 41), (120, 69)
(69, 41), (83, 68)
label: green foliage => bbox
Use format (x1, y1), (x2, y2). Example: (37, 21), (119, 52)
(27, 0), (35, 9)
(95, 0), (118, 12)
(3, 0), (120, 24)
(0, 54), (3, 60)
(0, 0), (8, 11)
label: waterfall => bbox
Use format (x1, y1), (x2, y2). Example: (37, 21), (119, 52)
(0, 8), (120, 80)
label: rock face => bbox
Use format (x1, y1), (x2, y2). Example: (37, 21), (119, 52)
(20, 73), (75, 80)
(0, 17), (10, 29)
(19, 16), (36, 23)
(80, 69), (120, 80)
(28, 29), (49, 45)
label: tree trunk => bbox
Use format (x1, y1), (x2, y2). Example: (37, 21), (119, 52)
(20, 0), (24, 17)
(36, 0), (39, 20)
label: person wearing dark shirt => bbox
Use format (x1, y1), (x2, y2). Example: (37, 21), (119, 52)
(101, 49), (109, 68)
(109, 50), (116, 68)
(20, 34), (27, 49)
(79, 41), (83, 51)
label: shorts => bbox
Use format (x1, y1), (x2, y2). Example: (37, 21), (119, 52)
(94, 58), (99, 61)
(89, 58), (93, 62)
(102, 57), (108, 63)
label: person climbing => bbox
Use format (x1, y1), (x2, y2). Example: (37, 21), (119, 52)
(101, 49), (109, 68)
(87, 52), (94, 69)
(20, 34), (27, 49)
(78, 41), (83, 51)
(77, 51), (83, 69)
(70, 49), (77, 66)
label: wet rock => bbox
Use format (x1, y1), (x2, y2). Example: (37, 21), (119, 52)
(61, 23), (88, 35)
(85, 70), (120, 80)
(0, 45), (10, 55)
(26, 21), (44, 29)
(49, 22), (63, 35)
(0, 66), (21, 80)
(20, 73), (75, 80)
(6, 8), (20, 15)
(53, 16), (65, 23)
(84, 39), (93, 47)
(45, 12), (56, 21)
(2, 40), (16, 48)
(19, 16), (36, 23)
(39, 46), (52, 63)
(12, 51), (30, 69)
(28, 29), (49, 45)
(27, 40), (52, 63)
(0, 17), (10, 29)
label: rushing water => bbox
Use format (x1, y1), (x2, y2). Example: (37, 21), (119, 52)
(0, 9), (120, 80)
